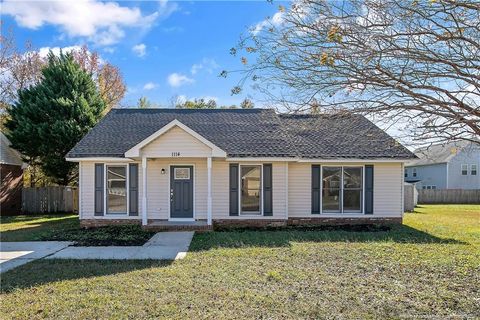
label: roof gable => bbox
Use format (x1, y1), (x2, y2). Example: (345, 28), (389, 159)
(125, 120), (226, 158)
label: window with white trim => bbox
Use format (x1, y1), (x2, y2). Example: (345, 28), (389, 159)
(412, 168), (417, 177)
(322, 166), (363, 213)
(106, 165), (127, 214)
(471, 164), (477, 176)
(461, 164), (468, 175)
(240, 165), (262, 215)
(404, 169), (408, 177)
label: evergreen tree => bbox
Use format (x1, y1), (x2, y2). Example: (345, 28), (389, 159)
(5, 52), (105, 185)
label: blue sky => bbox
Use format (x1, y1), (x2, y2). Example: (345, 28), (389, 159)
(2, 0), (283, 107)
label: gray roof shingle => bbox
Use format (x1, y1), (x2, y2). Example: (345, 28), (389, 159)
(66, 108), (416, 159)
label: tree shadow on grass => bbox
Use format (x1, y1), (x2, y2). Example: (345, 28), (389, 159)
(0, 215), (79, 242)
(190, 224), (466, 252)
(1, 216), (155, 246)
(0, 259), (171, 293)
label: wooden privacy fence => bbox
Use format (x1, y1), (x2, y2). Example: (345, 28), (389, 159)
(22, 186), (78, 214)
(418, 189), (480, 204)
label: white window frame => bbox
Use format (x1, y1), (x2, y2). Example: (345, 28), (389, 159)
(471, 164), (477, 176)
(461, 164), (468, 175)
(104, 163), (129, 216)
(239, 164), (263, 216)
(412, 168), (417, 177)
(320, 165), (365, 215)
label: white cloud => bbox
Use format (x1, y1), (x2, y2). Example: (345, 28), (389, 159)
(167, 73), (194, 87)
(38, 46), (82, 58)
(190, 58), (219, 75)
(202, 95), (218, 102)
(143, 82), (158, 90)
(36, 45), (105, 65)
(1, 0), (161, 46)
(132, 44), (147, 57)
(252, 12), (284, 35)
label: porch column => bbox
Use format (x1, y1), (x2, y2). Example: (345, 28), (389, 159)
(142, 156), (147, 226)
(207, 156), (212, 225)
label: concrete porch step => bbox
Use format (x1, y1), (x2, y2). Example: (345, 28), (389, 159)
(143, 220), (212, 231)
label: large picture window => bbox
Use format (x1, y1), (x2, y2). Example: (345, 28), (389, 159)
(322, 166), (363, 213)
(240, 165), (261, 214)
(106, 165), (127, 214)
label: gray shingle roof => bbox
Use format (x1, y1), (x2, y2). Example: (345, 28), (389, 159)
(406, 140), (472, 166)
(67, 108), (416, 159)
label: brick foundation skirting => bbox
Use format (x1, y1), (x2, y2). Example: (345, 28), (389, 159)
(213, 217), (401, 229)
(287, 217), (403, 226)
(80, 216), (402, 230)
(213, 219), (287, 228)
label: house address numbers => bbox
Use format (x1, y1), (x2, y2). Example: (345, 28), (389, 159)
(171, 152), (181, 157)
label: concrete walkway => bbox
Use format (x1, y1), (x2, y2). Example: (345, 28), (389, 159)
(0, 241), (73, 273)
(47, 231), (194, 260)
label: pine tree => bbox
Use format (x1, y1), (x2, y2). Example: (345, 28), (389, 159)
(5, 52), (106, 185)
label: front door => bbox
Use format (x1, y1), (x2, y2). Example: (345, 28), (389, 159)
(170, 166), (194, 219)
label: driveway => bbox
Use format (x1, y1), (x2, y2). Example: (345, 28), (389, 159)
(0, 241), (73, 273)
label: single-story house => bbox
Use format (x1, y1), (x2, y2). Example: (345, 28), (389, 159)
(66, 109), (416, 229)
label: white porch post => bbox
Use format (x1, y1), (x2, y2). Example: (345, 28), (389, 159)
(142, 156), (148, 226)
(207, 156), (212, 225)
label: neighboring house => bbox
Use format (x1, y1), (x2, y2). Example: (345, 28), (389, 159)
(0, 132), (25, 215)
(405, 141), (480, 190)
(66, 109), (416, 229)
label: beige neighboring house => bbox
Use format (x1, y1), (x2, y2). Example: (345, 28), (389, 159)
(66, 109), (416, 229)
(0, 131), (25, 215)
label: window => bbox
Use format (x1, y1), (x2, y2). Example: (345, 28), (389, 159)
(422, 186), (426, 190)
(404, 169), (408, 178)
(174, 167), (190, 180)
(461, 164), (468, 175)
(431, 186), (437, 190)
(240, 165), (261, 214)
(412, 168), (417, 177)
(343, 167), (363, 213)
(322, 167), (341, 213)
(106, 165), (127, 214)
(322, 166), (363, 213)
(471, 164), (477, 176)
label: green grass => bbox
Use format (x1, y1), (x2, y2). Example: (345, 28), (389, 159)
(0, 215), (155, 245)
(1, 205), (479, 319)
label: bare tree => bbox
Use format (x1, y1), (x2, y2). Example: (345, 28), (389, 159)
(0, 29), (126, 113)
(229, 0), (480, 145)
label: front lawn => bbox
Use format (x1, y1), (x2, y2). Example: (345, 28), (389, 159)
(0, 215), (155, 246)
(1, 205), (479, 319)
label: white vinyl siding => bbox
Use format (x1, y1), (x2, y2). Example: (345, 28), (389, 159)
(141, 126), (212, 158)
(288, 162), (403, 217)
(212, 161), (287, 220)
(79, 160), (403, 220)
(146, 158), (207, 220)
(373, 163), (403, 216)
(288, 163), (312, 217)
(79, 161), (143, 219)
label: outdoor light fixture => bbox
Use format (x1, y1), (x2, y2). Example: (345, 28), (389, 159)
(161, 168), (166, 175)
